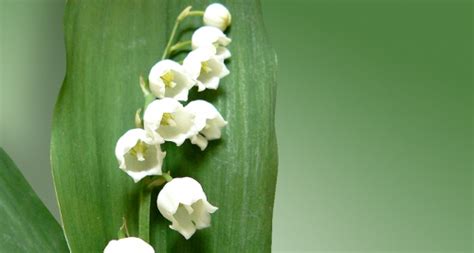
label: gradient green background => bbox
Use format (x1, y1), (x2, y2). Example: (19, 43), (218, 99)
(0, 0), (472, 252)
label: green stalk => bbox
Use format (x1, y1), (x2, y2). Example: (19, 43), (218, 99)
(188, 10), (204, 16)
(169, 40), (192, 54)
(161, 19), (181, 59)
(161, 7), (204, 59)
(138, 187), (151, 242)
(137, 5), (202, 244)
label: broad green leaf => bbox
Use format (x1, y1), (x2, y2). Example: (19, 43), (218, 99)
(0, 148), (68, 252)
(51, 0), (277, 252)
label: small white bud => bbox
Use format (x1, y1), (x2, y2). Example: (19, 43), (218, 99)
(203, 3), (231, 31)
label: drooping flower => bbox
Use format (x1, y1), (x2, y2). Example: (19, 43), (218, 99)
(148, 60), (195, 101)
(115, 128), (166, 183)
(183, 45), (230, 92)
(185, 100), (227, 150)
(203, 3), (231, 31)
(192, 26), (231, 60)
(157, 177), (218, 239)
(103, 237), (154, 253)
(143, 98), (196, 146)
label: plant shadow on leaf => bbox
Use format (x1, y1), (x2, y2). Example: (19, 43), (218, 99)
(190, 87), (225, 104)
(171, 228), (208, 252)
(162, 138), (224, 178)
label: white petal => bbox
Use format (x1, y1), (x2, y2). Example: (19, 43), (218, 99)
(157, 177), (217, 239)
(216, 46), (231, 60)
(191, 26), (232, 60)
(148, 60), (195, 101)
(183, 46), (216, 79)
(203, 3), (232, 31)
(190, 134), (208, 151)
(201, 117), (227, 140)
(143, 98), (182, 134)
(218, 60), (230, 78)
(170, 204), (197, 239)
(192, 26), (231, 49)
(115, 129), (148, 168)
(197, 82), (206, 92)
(143, 99), (177, 143)
(190, 199), (218, 229)
(185, 100), (221, 122)
(143, 98), (197, 146)
(183, 46), (229, 91)
(185, 100), (227, 146)
(157, 177), (207, 215)
(104, 237), (154, 253)
(115, 129), (166, 183)
(158, 108), (196, 145)
(200, 58), (228, 90)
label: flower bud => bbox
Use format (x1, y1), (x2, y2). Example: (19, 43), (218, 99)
(203, 3), (231, 31)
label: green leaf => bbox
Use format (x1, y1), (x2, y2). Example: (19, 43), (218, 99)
(0, 148), (68, 252)
(51, 0), (277, 252)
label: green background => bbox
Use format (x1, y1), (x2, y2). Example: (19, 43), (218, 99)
(0, 0), (472, 252)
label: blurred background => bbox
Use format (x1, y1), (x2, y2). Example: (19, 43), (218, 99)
(0, 0), (472, 252)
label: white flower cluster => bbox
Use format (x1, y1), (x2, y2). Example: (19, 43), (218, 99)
(110, 4), (231, 251)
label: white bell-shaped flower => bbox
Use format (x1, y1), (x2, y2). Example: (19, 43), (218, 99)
(115, 128), (166, 183)
(143, 98), (196, 146)
(185, 100), (227, 150)
(148, 60), (195, 101)
(183, 45), (230, 92)
(203, 3), (231, 31)
(157, 177), (218, 239)
(192, 26), (231, 60)
(104, 237), (154, 253)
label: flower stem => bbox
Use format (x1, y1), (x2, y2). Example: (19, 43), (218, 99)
(136, 6), (201, 245)
(144, 93), (155, 108)
(161, 7), (203, 60)
(170, 40), (192, 54)
(161, 19), (180, 59)
(136, 93), (153, 243)
(138, 187), (151, 242)
(118, 217), (130, 239)
(188, 10), (204, 16)
(139, 75), (155, 110)
(162, 172), (173, 182)
(147, 177), (166, 190)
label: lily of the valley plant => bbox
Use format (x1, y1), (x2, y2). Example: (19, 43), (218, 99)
(112, 3), (231, 252)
